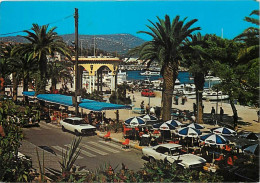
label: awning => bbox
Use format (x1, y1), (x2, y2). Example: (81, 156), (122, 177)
(37, 94), (74, 106)
(34, 93), (131, 111)
(79, 101), (132, 111)
(22, 91), (35, 97)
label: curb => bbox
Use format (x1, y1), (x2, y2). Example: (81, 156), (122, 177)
(96, 132), (143, 150)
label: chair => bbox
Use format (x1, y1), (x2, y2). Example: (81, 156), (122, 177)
(103, 131), (111, 141)
(227, 156), (234, 166)
(225, 145), (231, 152)
(122, 139), (130, 149)
(215, 154), (224, 161)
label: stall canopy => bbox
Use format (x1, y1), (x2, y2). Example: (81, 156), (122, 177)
(23, 92), (131, 111)
(37, 94), (74, 106)
(79, 101), (131, 111)
(22, 91), (36, 97)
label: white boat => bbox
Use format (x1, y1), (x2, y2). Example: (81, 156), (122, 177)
(205, 76), (221, 82)
(174, 84), (196, 98)
(140, 70), (160, 76)
(202, 89), (229, 101)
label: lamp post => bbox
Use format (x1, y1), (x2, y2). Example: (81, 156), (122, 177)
(74, 8), (79, 116)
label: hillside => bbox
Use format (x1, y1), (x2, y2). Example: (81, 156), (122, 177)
(0, 33), (145, 55)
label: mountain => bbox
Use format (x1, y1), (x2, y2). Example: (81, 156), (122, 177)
(0, 33), (146, 55)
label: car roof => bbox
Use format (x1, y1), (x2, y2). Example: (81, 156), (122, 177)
(156, 143), (182, 148)
(65, 117), (83, 120)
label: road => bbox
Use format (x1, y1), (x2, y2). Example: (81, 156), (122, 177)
(19, 122), (145, 173)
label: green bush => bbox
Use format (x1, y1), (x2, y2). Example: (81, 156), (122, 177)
(0, 100), (33, 182)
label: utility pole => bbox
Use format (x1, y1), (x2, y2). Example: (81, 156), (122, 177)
(74, 8), (79, 116)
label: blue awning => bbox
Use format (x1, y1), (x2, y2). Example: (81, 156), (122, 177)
(37, 94), (74, 106)
(22, 91), (35, 97)
(79, 101), (132, 111)
(34, 93), (131, 111)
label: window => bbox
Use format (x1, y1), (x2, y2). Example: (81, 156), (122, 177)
(156, 146), (170, 154)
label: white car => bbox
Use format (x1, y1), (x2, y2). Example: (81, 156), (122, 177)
(142, 143), (206, 169)
(60, 117), (96, 136)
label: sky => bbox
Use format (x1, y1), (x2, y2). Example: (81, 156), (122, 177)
(0, 0), (259, 40)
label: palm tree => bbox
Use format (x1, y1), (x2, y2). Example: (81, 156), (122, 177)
(46, 59), (73, 91)
(183, 33), (211, 123)
(129, 15), (200, 121)
(0, 43), (14, 95)
(11, 45), (38, 103)
(20, 24), (71, 94)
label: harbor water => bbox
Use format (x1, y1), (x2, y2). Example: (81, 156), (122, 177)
(126, 70), (219, 88)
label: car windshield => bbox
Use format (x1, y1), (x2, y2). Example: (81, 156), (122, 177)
(170, 148), (181, 156)
(74, 120), (86, 125)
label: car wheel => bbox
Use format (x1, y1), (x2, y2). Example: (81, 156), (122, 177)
(75, 130), (80, 136)
(62, 126), (66, 132)
(149, 157), (155, 163)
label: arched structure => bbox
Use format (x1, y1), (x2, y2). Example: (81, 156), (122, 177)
(71, 56), (122, 93)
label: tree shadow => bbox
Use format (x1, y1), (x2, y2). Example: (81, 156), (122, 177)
(202, 113), (251, 129)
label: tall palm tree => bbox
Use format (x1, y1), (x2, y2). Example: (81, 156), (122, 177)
(20, 24), (71, 94)
(12, 45), (38, 103)
(0, 43), (14, 95)
(129, 15), (200, 121)
(183, 33), (212, 123)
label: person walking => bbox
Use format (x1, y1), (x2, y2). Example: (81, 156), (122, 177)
(193, 103), (197, 115)
(140, 101), (145, 114)
(220, 107), (224, 122)
(146, 104), (150, 114)
(181, 95), (186, 105)
(211, 107), (216, 122)
(175, 95), (179, 105)
(257, 110), (260, 123)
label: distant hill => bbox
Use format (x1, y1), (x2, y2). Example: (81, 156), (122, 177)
(0, 33), (146, 55)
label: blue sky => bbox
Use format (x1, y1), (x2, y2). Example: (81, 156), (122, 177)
(0, 1), (258, 40)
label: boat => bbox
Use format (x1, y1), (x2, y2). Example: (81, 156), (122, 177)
(140, 70), (160, 76)
(173, 84), (196, 98)
(202, 89), (229, 101)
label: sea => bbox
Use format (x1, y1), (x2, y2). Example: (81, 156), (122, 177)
(126, 70), (220, 88)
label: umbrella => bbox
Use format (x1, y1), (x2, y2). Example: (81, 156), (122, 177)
(177, 127), (202, 137)
(124, 117), (146, 127)
(200, 133), (228, 145)
(153, 122), (175, 131)
(211, 127), (237, 136)
(243, 144), (259, 155)
(140, 114), (158, 121)
(186, 123), (204, 129)
(165, 119), (183, 127)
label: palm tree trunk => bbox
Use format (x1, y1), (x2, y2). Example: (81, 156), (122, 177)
(37, 57), (47, 95)
(12, 72), (18, 101)
(23, 74), (29, 104)
(194, 73), (205, 123)
(162, 63), (176, 121)
(0, 77), (5, 95)
(228, 93), (238, 130)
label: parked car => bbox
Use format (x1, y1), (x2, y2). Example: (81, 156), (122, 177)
(142, 143), (206, 169)
(60, 117), (96, 136)
(141, 89), (155, 97)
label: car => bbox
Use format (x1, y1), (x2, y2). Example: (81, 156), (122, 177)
(60, 117), (96, 136)
(142, 143), (206, 169)
(141, 89), (155, 97)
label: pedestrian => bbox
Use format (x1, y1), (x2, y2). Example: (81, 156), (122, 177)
(140, 101), (145, 114)
(257, 110), (260, 123)
(211, 107), (216, 122)
(193, 103), (197, 115)
(175, 95), (179, 105)
(146, 104), (150, 114)
(220, 107), (224, 122)
(181, 95), (186, 105)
